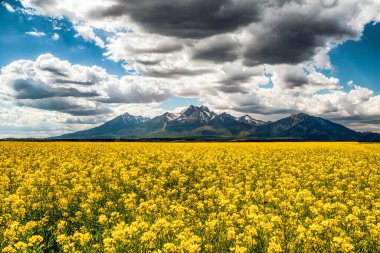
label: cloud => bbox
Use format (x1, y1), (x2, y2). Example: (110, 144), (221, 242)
(98, 76), (171, 103)
(26, 0), (366, 72)
(218, 64), (268, 85)
(216, 85), (249, 94)
(40, 66), (68, 77)
(269, 64), (340, 90)
(104, 32), (193, 78)
(244, 10), (356, 66)
(74, 23), (105, 48)
(11, 79), (99, 99)
(92, 0), (263, 38)
(17, 97), (112, 116)
(236, 103), (298, 115)
(329, 115), (380, 126)
(3, 2), (15, 12)
(192, 34), (240, 62)
(0, 54), (171, 117)
(25, 31), (46, 37)
(54, 79), (95, 85)
(52, 33), (59, 40)
(65, 117), (106, 125)
(20, 0), (380, 74)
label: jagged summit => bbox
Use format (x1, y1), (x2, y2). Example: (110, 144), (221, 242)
(238, 114), (266, 126)
(54, 105), (380, 141)
(177, 105), (217, 122)
(291, 112), (312, 119)
(116, 112), (148, 125)
(181, 105), (210, 115)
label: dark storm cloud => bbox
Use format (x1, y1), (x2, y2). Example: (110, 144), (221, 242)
(92, 0), (263, 38)
(193, 36), (240, 62)
(217, 85), (249, 94)
(283, 72), (308, 88)
(236, 101), (297, 115)
(17, 97), (112, 116)
(28, 0), (364, 68)
(12, 79), (99, 99)
(244, 13), (356, 66)
(219, 72), (253, 85)
(132, 42), (183, 54)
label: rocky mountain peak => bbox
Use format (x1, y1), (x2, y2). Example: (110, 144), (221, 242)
(178, 105), (216, 122)
(290, 112), (312, 122)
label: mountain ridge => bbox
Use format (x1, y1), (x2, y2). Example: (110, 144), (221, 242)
(54, 106), (380, 141)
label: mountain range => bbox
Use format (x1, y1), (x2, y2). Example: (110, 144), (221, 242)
(55, 105), (380, 141)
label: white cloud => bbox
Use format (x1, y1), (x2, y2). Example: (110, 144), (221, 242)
(25, 31), (46, 37)
(74, 23), (105, 48)
(3, 2), (15, 13)
(52, 33), (59, 40)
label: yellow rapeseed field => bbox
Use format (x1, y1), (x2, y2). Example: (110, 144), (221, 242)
(0, 142), (379, 253)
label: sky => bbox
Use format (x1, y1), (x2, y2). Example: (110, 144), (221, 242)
(0, 0), (379, 137)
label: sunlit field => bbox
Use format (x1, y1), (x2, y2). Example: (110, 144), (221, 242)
(0, 142), (379, 253)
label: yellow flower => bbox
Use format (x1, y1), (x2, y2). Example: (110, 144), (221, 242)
(1, 246), (16, 253)
(28, 235), (43, 245)
(163, 243), (176, 253)
(98, 214), (108, 225)
(14, 242), (28, 251)
(0, 142), (379, 252)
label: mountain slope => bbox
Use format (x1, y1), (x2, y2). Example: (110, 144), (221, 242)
(54, 106), (380, 141)
(250, 113), (362, 141)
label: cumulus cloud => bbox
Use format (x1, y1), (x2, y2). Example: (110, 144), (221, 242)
(20, 0), (380, 74)
(98, 76), (170, 103)
(17, 97), (111, 116)
(0, 54), (170, 117)
(91, 0), (263, 38)
(18, 1), (372, 65)
(244, 7), (357, 66)
(269, 65), (340, 90)
(192, 34), (241, 63)
(11, 79), (99, 99)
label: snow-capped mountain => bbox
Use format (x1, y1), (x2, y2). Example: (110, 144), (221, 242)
(119, 113), (149, 124)
(238, 115), (266, 126)
(176, 105), (217, 122)
(54, 106), (380, 141)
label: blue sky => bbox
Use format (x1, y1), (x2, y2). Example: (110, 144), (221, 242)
(330, 22), (380, 94)
(0, 0), (379, 137)
(0, 1), (125, 76)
